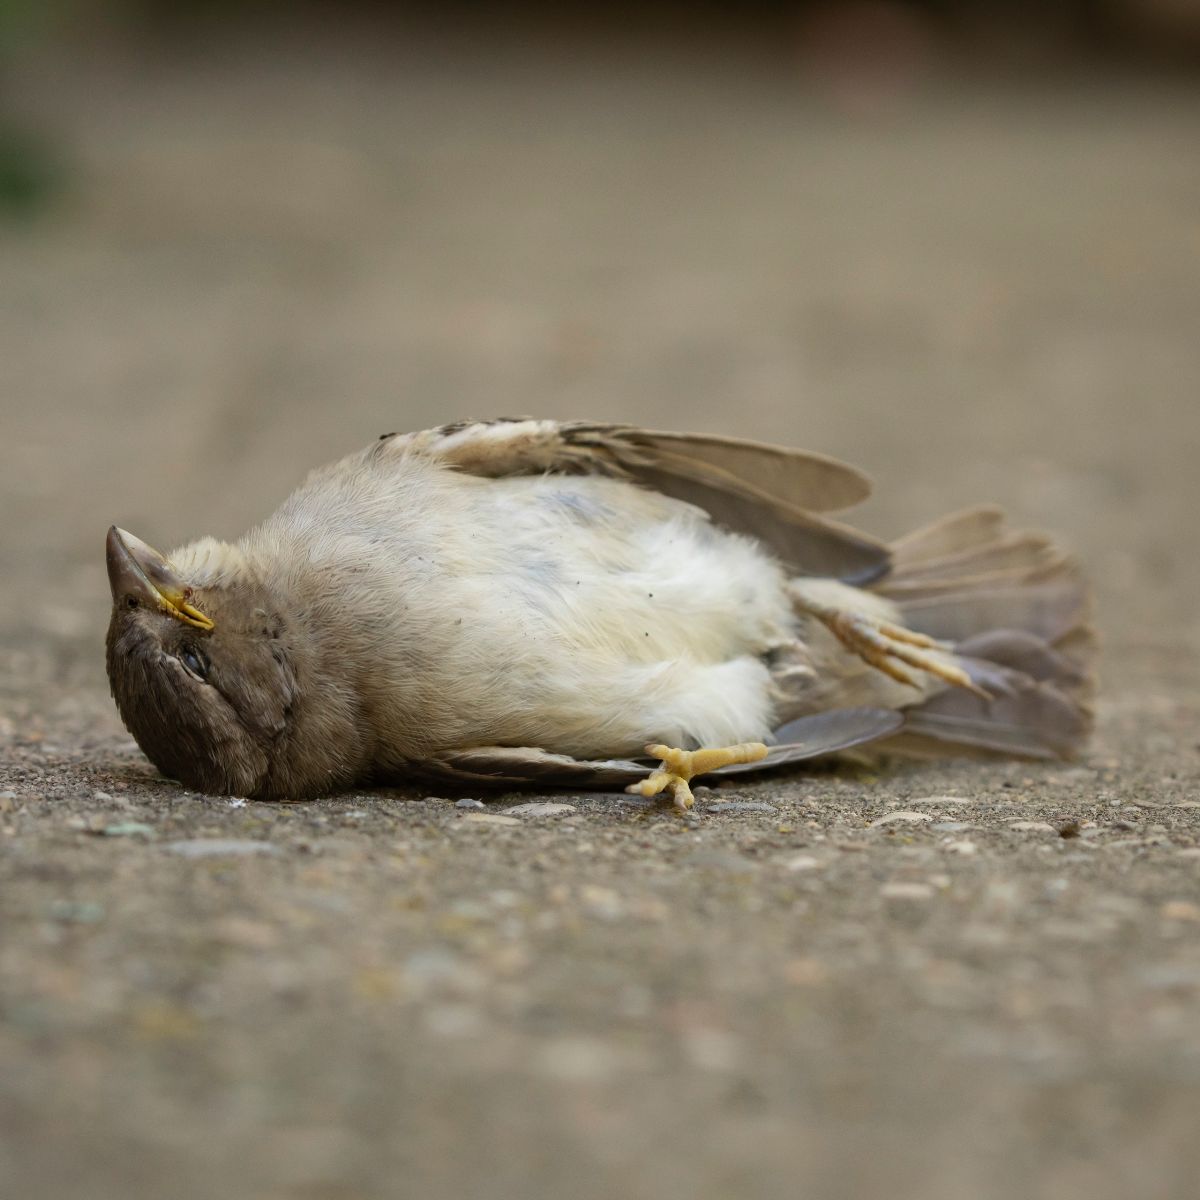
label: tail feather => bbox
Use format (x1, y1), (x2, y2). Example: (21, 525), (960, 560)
(892, 576), (1087, 646)
(882, 536), (1065, 590)
(878, 508), (1096, 760)
(889, 505), (1007, 566)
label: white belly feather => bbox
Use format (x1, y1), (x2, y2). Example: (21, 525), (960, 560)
(242, 454), (800, 760)
(436, 473), (796, 756)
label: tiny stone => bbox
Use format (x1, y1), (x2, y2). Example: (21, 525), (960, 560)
(1009, 821), (1057, 834)
(100, 822), (156, 838)
(704, 801), (778, 815)
(92, 790), (114, 803)
(165, 839), (280, 858)
(782, 853), (823, 872)
(455, 799), (485, 809)
(871, 811), (933, 828)
(506, 802), (577, 817)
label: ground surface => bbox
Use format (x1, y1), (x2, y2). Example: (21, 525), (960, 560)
(2, 26), (1200, 1200)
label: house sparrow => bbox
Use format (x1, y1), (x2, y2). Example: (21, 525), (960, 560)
(105, 419), (1093, 806)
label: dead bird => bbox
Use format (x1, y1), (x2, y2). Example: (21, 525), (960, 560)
(105, 419), (1095, 807)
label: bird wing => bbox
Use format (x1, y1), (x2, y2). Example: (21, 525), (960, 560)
(408, 708), (903, 791)
(379, 418), (890, 584)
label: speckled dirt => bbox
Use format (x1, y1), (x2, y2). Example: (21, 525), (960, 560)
(2, 27), (1200, 1200)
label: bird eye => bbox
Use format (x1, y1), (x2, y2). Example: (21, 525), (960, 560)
(180, 647), (208, 681)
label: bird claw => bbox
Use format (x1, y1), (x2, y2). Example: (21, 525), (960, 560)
(822, 611), (986, 697)
(626, 742), (769, 812)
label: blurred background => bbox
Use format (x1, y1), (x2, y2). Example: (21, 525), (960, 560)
(3, 6), (1200, 1200)
(2, 0), (1199, 669)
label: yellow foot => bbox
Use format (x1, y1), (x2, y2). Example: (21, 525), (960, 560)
(818, 609), (985, 696)
(626, 742), (769, 812)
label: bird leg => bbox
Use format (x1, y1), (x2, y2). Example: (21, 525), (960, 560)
(626, 742), (768, 812)
(790, 586), (985, 696)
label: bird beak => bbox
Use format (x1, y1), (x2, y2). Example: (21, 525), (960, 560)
(106, 526), (215, 631)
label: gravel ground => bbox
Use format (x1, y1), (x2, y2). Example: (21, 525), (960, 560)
(2, 28), (1200, 1200)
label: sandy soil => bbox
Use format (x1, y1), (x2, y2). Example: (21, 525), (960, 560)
(2, 29), (1200, 1200)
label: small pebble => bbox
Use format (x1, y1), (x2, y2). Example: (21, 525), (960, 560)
(99, 822), (155, 838)
(1009, 821), (1057, 834)
(704, 801), (778, 815)
(506, 802), (577, 817)
(782, 853), (823, 872)
(165, 839), (280, 858)
(455, 799), (485, 810)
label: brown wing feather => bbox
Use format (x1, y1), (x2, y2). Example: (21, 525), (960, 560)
(618, 428), (872, 513)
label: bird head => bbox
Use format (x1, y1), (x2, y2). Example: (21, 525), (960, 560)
(104, 526), (297, 797)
